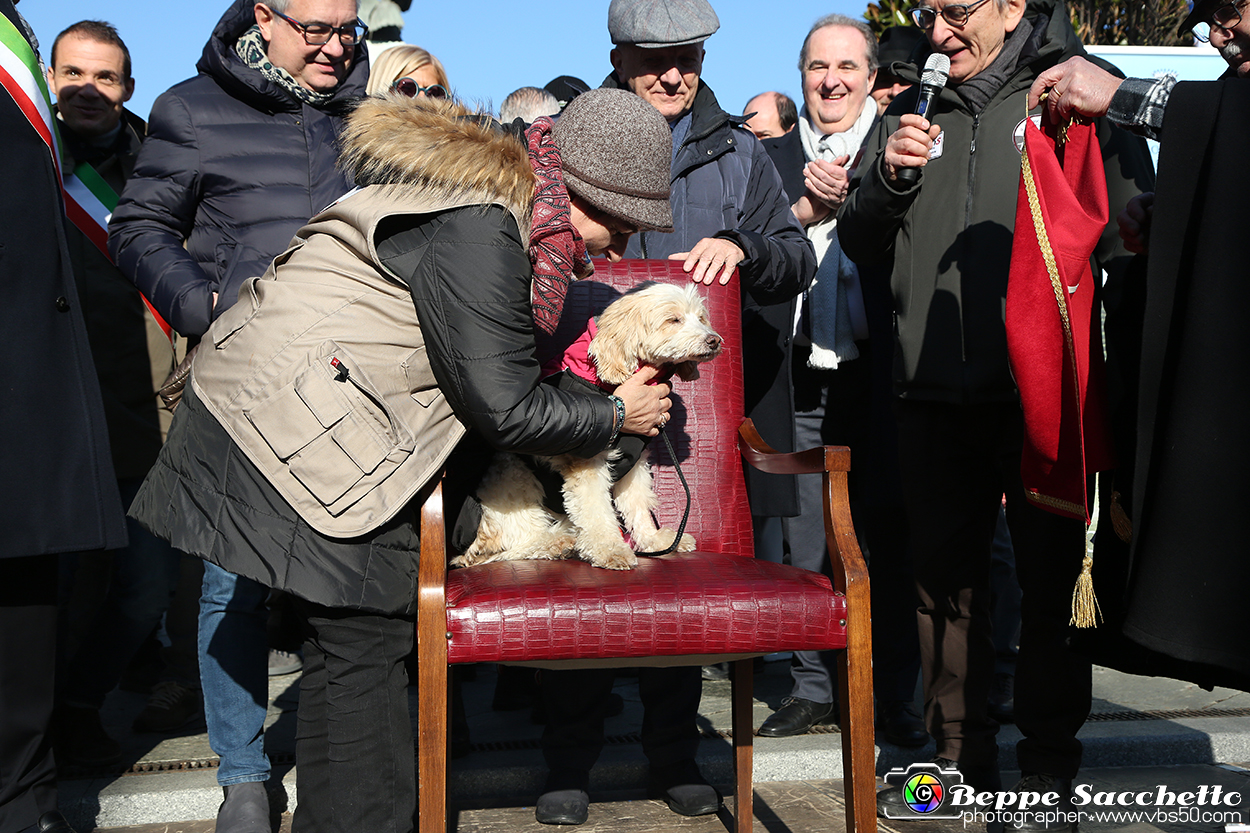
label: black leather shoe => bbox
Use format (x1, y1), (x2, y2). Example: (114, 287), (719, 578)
(647, 760), (723, 816)
(877, 700), (929, 747)
(37, 812), (77, 833)
(757, 696), (835, 737)
(988, 672), (1015, 724)
(1004, 773), (1075, 831)
(535, 789), (590, 825)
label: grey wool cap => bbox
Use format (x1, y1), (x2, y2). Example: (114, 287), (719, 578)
(607, 0), (720, 47)
(553, 88), (674, 233)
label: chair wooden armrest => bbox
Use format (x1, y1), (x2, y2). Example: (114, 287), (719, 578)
(739, 418), (876, 832)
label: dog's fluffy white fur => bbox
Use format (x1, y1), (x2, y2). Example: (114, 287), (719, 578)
(454, 282), (723, 570)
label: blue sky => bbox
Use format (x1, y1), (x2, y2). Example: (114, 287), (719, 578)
(19, 0), (867, 121)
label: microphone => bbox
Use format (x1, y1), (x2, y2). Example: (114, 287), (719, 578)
(896, 53), (951, 186)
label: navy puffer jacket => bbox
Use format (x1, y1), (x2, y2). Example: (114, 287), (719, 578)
(109, 0), (368, 337)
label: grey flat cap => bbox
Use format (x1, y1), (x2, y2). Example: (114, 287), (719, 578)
(608, 0), (720, 47)
(553, 88), (674, 233)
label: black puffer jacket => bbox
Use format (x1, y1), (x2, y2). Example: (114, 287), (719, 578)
(108, 0), (368, 337)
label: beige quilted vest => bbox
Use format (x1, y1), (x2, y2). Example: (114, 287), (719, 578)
(192, 185), (526, 537)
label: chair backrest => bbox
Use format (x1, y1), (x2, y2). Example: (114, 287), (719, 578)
(535, 260), (753, 558)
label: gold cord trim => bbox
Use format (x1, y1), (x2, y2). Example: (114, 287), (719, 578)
(1020, 110), (1100, 627)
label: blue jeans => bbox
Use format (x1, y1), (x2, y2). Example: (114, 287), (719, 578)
(59, 477), (185, 709)
(199, 561), (270, 786)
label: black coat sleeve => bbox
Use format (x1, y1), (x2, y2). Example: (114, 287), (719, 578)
(836, 115), (920, 266)
(109, 91), (215, 337)
(379, 205), (615, 458)
(718, 137), (816, 305)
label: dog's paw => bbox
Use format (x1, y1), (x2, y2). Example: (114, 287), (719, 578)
(594, 549), (639, 570)
(650, 528), (696, 552)
(450, 552), (485, 568)
(582, 541), (638, 570)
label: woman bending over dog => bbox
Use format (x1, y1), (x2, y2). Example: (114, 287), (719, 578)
(128, 88), (676, 833)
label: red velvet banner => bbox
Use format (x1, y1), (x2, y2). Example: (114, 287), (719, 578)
(1006, 112), (1114, 523)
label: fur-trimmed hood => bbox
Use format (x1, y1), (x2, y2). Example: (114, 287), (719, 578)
(339, 95), (535, 229)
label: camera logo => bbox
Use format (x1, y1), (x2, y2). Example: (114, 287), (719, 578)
(882, 761), (964, 819)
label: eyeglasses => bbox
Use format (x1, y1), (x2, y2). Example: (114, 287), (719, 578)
(909, 0), (992, 28)
(269, 7), (367, 46)
(1193, 0), (1248, 40)
(392, 77), (449, 99)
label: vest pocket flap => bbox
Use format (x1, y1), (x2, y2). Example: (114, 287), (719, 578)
(246, 385), (326, 460)
(288, 432), (365, 506)
(332, 410), (391, 474)
(297, 360), (353, 428)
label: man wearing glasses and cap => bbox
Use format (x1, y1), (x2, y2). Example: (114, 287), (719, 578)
(838, 0), (1152, 827)
(1020, 0), (1250, 752)
(108, 1), (367, 830)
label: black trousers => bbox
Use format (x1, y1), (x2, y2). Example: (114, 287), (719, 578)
(539, 666), (702, 785)
(896, 400), (1091, 778)
(290, 599), (415, 833)
(0, 556), (59, 833)
(784, 345), (921, 705)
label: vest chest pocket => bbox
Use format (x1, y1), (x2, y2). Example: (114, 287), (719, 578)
(245, 341), (412, 508)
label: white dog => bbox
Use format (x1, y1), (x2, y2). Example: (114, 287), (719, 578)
(454, 282), (723, 571)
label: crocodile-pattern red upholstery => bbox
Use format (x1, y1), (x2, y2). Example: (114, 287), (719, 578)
(443, 261), (847, 665)
(446, 555), (847, 663)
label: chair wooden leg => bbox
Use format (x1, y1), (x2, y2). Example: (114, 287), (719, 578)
(416, 661), (449, 832)
(730, 657), (754, 833)
(838, 641), (877, 833)
(417, 484), (450, 832)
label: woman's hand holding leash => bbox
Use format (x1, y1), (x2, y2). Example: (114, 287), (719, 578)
(616, 364), (672, 436)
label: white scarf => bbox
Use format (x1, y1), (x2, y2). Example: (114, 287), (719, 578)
(797, 103), (877, 369)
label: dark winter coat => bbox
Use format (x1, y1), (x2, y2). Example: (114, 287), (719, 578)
(1078, 79), (1250, 692)
(838, 0), (1154, 405)
(602, 75), (816, 517)
(132, 98), (614, 613)
(59, 109), (171, 480)
(108, 0), (369, 338)
(2, 0), (126, 556)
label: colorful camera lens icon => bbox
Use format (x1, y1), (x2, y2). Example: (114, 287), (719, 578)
(881, 761), (964, 819)
(903, 771), (945, 813)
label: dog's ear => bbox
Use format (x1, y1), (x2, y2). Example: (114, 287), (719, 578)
(589, 304), (639, 386)
(674, 360), (701, 382)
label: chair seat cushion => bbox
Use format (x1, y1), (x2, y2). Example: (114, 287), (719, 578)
(444, 553), (848, 664)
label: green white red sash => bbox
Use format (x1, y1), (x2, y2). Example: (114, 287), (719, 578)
(0, 11), (173, 342)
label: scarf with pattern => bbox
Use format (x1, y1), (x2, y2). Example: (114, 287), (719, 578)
(525, 116), (593, 335)
(235, 25), (334, 107)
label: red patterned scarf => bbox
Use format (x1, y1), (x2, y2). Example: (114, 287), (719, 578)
(525, 116), (593, 335)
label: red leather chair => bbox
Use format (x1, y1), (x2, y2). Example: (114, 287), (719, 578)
(416, 261), (875, 833)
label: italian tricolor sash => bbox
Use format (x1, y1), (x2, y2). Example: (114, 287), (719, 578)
(0, 11), (173, 342)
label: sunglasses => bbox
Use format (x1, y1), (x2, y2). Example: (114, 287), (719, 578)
(392, 77), (448, 100)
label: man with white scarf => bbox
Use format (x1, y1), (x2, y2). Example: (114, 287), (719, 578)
(758, 14), (925, 745)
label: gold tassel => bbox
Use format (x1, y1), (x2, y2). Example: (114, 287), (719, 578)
(1070, 554), (1102, 628)
(1109, 490), (1133, 543)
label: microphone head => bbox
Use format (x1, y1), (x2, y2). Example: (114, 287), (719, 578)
(921, 53), (951, 88)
